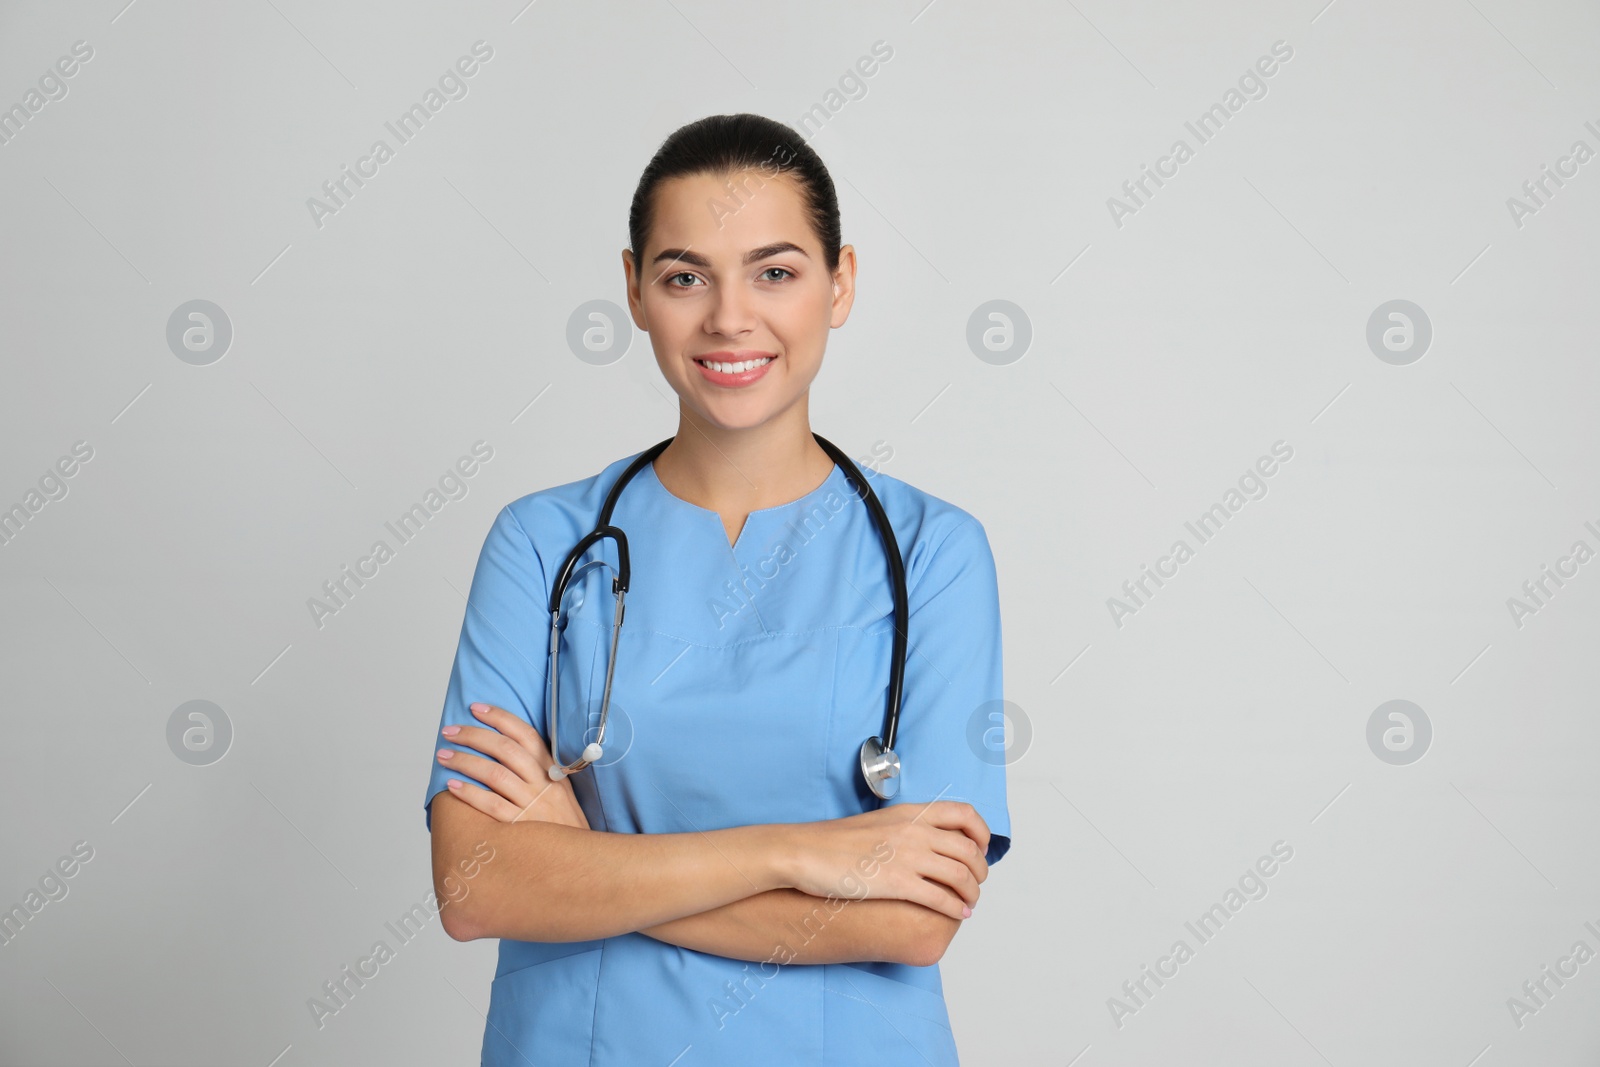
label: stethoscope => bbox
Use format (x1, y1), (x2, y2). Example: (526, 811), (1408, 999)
(544, 433), (909, 800)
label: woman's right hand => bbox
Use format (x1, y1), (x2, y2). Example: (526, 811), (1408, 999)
(776, 801), (990, 921)
(437, 702), (591, 831)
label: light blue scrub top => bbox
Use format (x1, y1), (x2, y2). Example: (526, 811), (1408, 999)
(424, 448), (1012, 1066)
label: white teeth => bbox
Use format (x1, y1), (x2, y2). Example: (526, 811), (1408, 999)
(700, 356), (773, 374)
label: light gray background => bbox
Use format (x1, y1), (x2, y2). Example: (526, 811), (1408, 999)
(2, 0), (1597, 1064)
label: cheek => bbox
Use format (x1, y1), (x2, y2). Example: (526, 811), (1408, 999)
(643, 302), (695, 360)
(771, 293), (832, 350)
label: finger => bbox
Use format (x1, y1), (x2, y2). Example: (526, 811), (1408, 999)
(920, 800), (988, 846)
(899, 874), (970, 922)
(443, 752), (581, 824)
(920, 801), (990, 856)
(928, 829), (989, 888)
(868, 839), (972, 920)
(445, 723), (542, 783)
(443, 778), (528, 824)
(469, 703), (556, 763)
(916, 853), (980, 907)
(437, 748), (532, 809)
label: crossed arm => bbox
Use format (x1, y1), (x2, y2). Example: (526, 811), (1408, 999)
(639, 888), (958, 968)
(428, 703), (986, 968)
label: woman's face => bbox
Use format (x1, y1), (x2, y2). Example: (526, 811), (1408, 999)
(625, 168), (855, 433)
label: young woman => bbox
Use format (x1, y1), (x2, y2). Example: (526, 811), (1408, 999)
(424, 113), (1011, 1065)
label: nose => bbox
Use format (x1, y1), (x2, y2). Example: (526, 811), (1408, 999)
(704, 283), (757, 338)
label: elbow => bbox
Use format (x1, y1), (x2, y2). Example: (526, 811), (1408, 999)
(433, 861), (554, 944)
(898, 908), (961, 968)
(429, 793), (506, 942)
(435, 871), (488, 941)
(439, 899), (482, 942)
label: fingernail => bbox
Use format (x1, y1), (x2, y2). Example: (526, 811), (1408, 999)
(961, 905), (972, 918)
(447, 779), (462, 789)
(437, 749), (453, 760)
(470, 703), (486, 715)
(441, 725), (460, 736)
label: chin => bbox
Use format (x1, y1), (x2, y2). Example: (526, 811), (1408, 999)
(689, 396), (791, 430)
(696, 412), (775, 433)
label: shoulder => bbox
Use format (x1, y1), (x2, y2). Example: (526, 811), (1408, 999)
(855, 467), (994, 587)
(485, 451), (648, 563)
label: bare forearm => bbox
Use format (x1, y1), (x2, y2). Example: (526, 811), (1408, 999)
(639, 889), (958, 967)
(432, 792), (784, 943)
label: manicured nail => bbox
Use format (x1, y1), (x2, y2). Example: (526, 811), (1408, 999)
(441, 725), (460, 736)
(470, 703), (487, 715)
(437, 749), (453, 760)
(447, 779), (462, 790)
(961, 905), (972, 918)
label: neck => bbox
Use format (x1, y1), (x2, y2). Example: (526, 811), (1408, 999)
(653, 397), (834, 513)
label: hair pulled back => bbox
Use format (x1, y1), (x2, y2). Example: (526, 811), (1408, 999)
(628, 113), (842, 275)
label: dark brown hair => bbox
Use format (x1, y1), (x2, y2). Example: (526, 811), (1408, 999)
(628, 113), (842, 275)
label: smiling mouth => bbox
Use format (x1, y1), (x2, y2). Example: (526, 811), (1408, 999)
(694, 355), (775, 374)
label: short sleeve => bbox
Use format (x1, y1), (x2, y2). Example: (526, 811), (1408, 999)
(423, 504), (550, 831)
(884, 517), (1012, 866)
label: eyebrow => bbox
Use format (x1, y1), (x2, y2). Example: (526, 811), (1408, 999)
(651, 242), (810, 269)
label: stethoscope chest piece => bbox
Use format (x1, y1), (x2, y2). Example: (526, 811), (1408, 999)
(859, 736), (901, 800)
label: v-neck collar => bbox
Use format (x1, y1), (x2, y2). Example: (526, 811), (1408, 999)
(637, 456), (849, 554)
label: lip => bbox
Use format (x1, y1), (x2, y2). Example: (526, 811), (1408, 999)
(692, 350), (777, 388)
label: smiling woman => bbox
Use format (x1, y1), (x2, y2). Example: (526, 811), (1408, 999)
(424, 113), (1011, 1067)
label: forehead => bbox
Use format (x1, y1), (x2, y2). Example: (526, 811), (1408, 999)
(646, 168), (814, 258)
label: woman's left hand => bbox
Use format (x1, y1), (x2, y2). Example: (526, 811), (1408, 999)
(437, 702), (591, 830)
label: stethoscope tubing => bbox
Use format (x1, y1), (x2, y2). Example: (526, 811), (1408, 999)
(545, 433), (908, 791)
